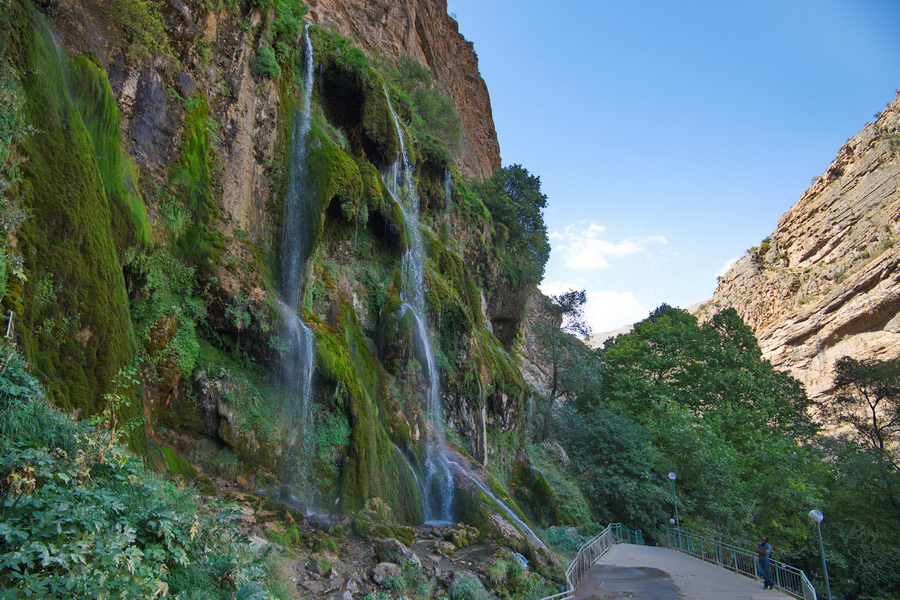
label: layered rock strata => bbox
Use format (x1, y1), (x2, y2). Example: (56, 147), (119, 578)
(700, 93), (900, 398)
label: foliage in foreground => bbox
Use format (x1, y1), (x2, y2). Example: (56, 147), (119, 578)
(0, 344), (277, 599)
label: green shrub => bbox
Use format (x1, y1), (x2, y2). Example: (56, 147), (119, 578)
(100, 0), (172, 63)
(125, 247), (205, 377)
(449, 572), (492, 600)
(0, 343), (273, 599)
(256, 44), (281, 79)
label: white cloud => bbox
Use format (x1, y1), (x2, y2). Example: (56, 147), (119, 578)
(716, 256), (740, 278)
(549, 222), (668, 271)
(583, 290), (650, 333)
(540, 281), (650, 334)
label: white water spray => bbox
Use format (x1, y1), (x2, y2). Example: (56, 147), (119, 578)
(384, 90), (455, 524)
(279, 24), (317, 477)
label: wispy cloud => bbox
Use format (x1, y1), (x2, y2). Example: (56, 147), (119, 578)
(540, 281), (651, 333)
(549, 221), (668, 271)
(716, 256), (739, 278)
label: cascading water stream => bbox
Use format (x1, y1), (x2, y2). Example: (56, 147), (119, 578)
(447, 461), (546, 549)
(384, 88), (544, 545)
(384, 91), (455, 524)
(443, 168), (452, 214)
(278, 24), (316, 470)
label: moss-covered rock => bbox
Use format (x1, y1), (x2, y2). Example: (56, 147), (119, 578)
(511, 461), (561, 529)
(10, 1), (138, 425)
(308, 124), (363, 221)
(310, 301), (424, 523)
(310, 26), (400, 164)
(66, 52), (152, 254)
(169, 90), (225, 273)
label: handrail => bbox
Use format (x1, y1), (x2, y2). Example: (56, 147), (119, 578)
(542, 522), (644, 600)
(665, 528), (817, 600)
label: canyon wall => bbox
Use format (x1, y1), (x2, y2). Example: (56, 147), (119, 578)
(306, 0), (500, 179)
(3, 0), (547, 529)
(699, 93), (900, 399)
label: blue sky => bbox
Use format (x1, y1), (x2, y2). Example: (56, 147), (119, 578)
(445, 0), (900, 333)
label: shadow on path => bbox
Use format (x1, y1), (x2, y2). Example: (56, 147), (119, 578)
(575, 564), (679, 600)
(576, 545), (794, 600)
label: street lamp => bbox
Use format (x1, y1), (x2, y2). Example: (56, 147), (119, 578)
(668, 472), (680, 533)
(809, 510), (833, 600)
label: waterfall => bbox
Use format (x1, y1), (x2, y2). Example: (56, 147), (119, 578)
(383, 88), (544, 545)
(384, 90), (455, 524)
(444, 168), (452, 214)
(279, 24), (317, 478)
(448, 461), (546, 549)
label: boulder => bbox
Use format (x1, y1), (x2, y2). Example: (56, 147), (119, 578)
(371, 562), (402, 586)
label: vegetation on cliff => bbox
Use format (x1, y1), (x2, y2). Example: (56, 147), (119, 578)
(0, 342), (291, 598)
(7, 1), (898, 599)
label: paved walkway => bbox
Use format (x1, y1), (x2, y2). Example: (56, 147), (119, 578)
(575, 544), (793, 600)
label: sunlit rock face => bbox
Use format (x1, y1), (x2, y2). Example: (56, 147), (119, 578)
(699, 92), (900, 399)
(306, 0), (501, 179)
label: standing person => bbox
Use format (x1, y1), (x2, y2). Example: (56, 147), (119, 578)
(755, 536), (775, 589)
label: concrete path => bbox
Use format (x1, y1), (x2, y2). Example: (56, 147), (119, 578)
(575, 544), (793, 600)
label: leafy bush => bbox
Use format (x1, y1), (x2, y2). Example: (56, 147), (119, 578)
(256, 44), (282, 79)
(125, 247), (206, 377)
(99, 0), (172, 63)
(0, 343), (274, 598)
(449, 572), (493, 600)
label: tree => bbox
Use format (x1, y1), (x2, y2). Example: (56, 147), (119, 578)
(553, 403), (669, 534)
(826, 356), (900, 455)
(816, 438), (900, 599)
(584, 305), (820, 543)
(477, 164), (550, 287)
(531, 290), (594, 441)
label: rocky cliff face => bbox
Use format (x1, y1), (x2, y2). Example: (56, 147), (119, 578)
(306, 0), (500, 179)
(700, 92), (900, 399)
(3, 0), (546, 533)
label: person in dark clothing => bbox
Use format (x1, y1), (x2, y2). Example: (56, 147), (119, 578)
(755, 536), (775, 589)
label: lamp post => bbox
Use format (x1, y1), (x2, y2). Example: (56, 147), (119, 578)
(668, 472), (680, 531)
(809, 510), (833, 600)
(669, 472), (680, 549)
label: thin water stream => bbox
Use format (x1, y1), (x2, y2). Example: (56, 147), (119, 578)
(384, 91), (455, 524)
(383, 90), (544, 547)
(278, 24), (317, 482)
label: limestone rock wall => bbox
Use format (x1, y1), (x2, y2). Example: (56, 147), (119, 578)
(700, 92), (900, 398)
(306, 0), (500, 179)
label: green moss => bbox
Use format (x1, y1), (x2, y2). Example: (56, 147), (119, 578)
(10, 0), (138, 422)
(360, 75), (400, 161)
(511, 461), (560, 529)
(150, 441), (200, 480)
(307, 124), (363, 219)
(66, 53), (152, 253)
(310, 301), (423, 524)
(169, 90), (225, 272)
(309, 26), (400, 163)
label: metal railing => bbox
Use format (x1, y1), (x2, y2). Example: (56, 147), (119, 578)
(665, 528), (817, 600)
(540, 523), (644, 600)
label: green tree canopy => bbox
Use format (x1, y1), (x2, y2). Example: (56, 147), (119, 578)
(477, 164), (550, 287)
(555, 305), (820, 545)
